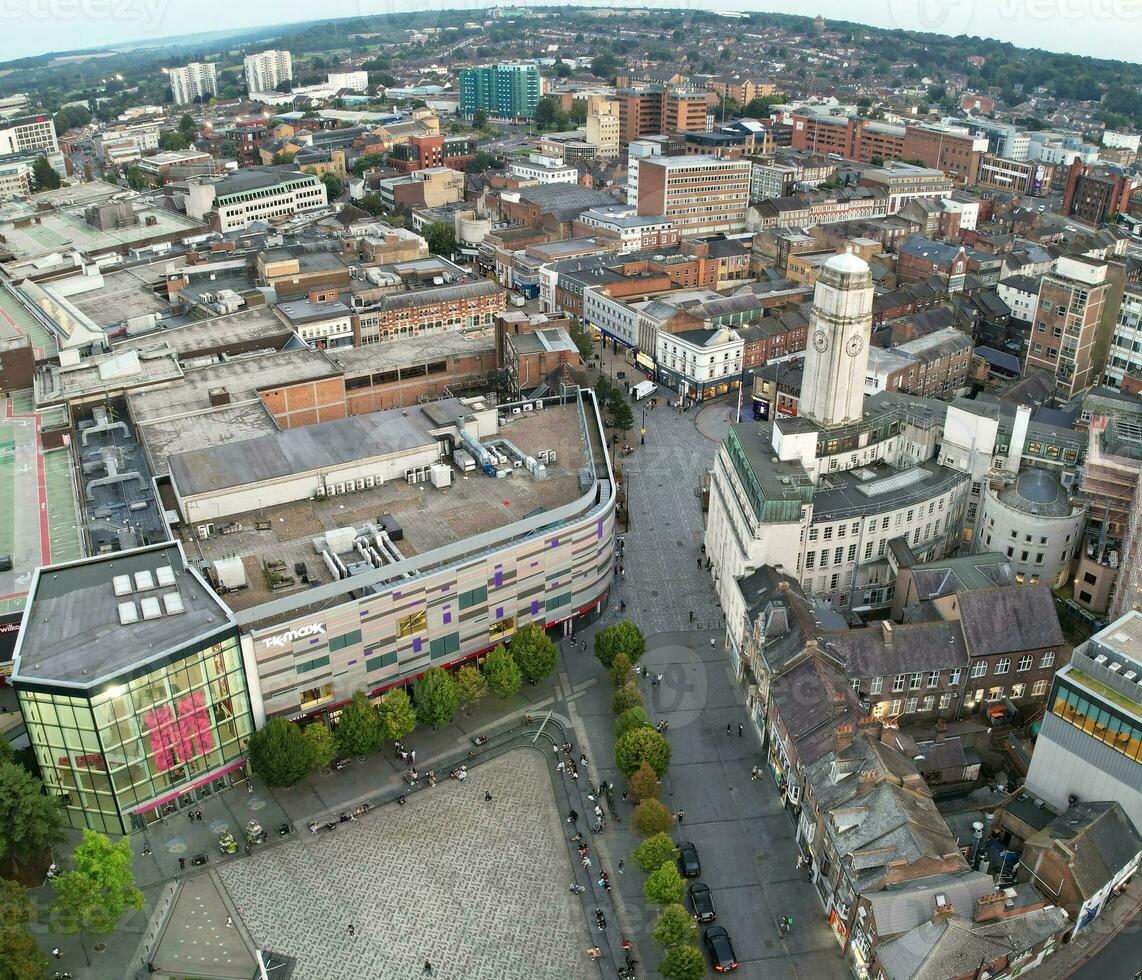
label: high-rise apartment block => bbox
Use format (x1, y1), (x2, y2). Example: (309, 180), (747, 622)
(1104, 284), (1142, 390)
(169, 62), (218, 105)
(616, 87), (710, 144)
(244, 50), (293, 95)
(634, 155), (750, 237)
(585, 103), (620, 157)
(1025, 255), (1113, 401)
(459, 64), (540, 120)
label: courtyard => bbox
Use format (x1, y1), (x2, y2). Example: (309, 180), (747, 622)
(216, 749), (593, 980)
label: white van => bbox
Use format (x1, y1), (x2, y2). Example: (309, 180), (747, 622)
(632, 380), (658, 401)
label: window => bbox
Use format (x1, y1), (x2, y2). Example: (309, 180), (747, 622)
(429, 633), (461, 659)
(328, 630), (362, 652)
(892, 674), (906, 693)
(299, 683), (334, 711)
(921, 696), (935, 712)
(365, 651), (398, 672)
(489, 616), (516, 641)
(927, 671), (940, 688)
(910, 672), (923, 690)
(458, 585), (488, 610)
(995, 658), (1010, 675)
(1031, 679), (1049, 697)
(823, 526), (833, 540)
(1040, 651), (1055, 669)
(905, 697), (918, 714)
(396, 611), (427, 638)
(296, 655), (330, 674)
(971, 661), (987, 679)
(949, 668), (961, 686)
(1011, 683), (1026, 699)
(870, 677), (883, 695)
(805, 551), (816, 569)
(939, 693), (952, 709)
(1018, 655), (1032, 672)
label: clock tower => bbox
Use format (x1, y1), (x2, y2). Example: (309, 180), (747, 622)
(799, 251), (873, 428)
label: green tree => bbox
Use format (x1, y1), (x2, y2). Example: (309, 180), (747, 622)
(303, 722), (337, 772)
(455, 665), (488, 715)
(178, 112), (196, 135)
(125, 164), (146, 190)
(423, 220), (456, 256)
(352, 152), (387, 175)
(376, 688), (418, 742)
(608, 651), (633, 688)
(321, 171), (344, 199)
(414, 667), (459, 729)
(335, 690), (384, 757)
(591, 52), (618, 79)
(594, 621), (646, 668)
(660, 943), (706, 980)
(472, 108), (488, 128)
(611, 679), (642, 714)
(632, 797), (674, 836)
(247, 716), (314, 787)
(569, 320), (594, 360)
(271, 150), (297, 165)
(82, 161), (93, 182)
(359, 191), (385, 216)
(615, 726), (671, 777)
(653, 903), (698, 948)
(510, 622), (558, 683)
(50, 831), (143, 966)
(158, 130), (190, 151)
(483, 644), (522, 699)
(0, 760), (64, 873)
(31, 156), (61, 191)
(607, 392), (635, 432)
(218, 139), (238, 159)
(632, 831), (677, 872)
(643, 860), (686, 905)
(615, 706), (652, 742)
(0, 877), (50, 979)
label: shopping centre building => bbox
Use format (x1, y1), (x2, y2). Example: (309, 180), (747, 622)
(11, 392), (617, 833)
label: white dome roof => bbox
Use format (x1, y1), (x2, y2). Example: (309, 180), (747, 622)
(825, 251), (870, 275)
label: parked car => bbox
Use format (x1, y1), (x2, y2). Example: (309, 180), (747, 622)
(677, 841), (701, 877)
(703, 926), (739, 972)
(688, 882), (716, 922)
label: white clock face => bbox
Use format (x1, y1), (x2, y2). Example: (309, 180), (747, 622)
(813, 331), (828, 352)
(846, 335), (865, 357)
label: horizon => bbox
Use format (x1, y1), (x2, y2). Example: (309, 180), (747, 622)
(0, 0), (1139, 66)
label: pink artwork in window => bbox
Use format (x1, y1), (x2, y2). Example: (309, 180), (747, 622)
(144, 694), (215, 772)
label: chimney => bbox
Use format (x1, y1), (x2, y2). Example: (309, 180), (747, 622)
(833, 723), (854, 753)
(881, 621), (894, 646)
(931, 900), (956, 923)
(973, 892), (1013, 923)
(934, 718), (946, 744)
(208, 387), (231, 407)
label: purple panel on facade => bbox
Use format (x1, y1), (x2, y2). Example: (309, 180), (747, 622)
(531, 560), (539, 568)
(550, 538), (559, 547)
(496, 607), (504, 619)
(495, 570), (503, 588)
(531, 600), (540, 615)
(443, 611), (452, 625)
(412, 637), (422, 653)
(597, 517), (603, 540)
(347, 660), (358, 667)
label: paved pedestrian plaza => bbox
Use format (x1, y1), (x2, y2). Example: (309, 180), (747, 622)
(217, 749), (593, 980)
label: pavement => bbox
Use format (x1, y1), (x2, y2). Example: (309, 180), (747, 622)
(1056, 878), (1142, 980)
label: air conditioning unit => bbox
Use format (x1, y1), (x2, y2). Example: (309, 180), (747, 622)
(326, 483), (337, 497)
(406, 469), (417, 485)
(547, 450), (557, 463)
(196, 523), (213, 539)
(315, 486), (326, 498)
(335, 483), (346, 495)
(523, 402), (534, 412)
(355, 479), (366, 491)
(365, 476), (375, 489)
(534, 400), (544, 411)
(511, 407), (522, 415)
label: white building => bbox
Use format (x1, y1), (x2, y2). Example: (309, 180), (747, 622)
(1101, 131), (1140, 154)
(940, 195), (979, 232)
(327, 71), (370, 93)
(576, 204), (677, 254)
(169, 63), (218, 105)
(244, 50), (293, 95)
(185, 168), (327, 233)
(1104, 283), (1142, 390)
(0, 157), (33, 200)
(997, 274), (1040, 324)
(275, 297), (354, 349)
(94, 123), (159, 162)
(0, 115), (58, 158)
(655, 326), (743, 400)
(508, 153), (577, 185)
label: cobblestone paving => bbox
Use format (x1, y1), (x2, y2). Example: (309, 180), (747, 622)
(217, 749), (592, 980)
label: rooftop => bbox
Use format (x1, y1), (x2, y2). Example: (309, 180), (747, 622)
(956, 585), (1065, 657)
(812, 461), (969, 522)
(12, 542), (235, 689)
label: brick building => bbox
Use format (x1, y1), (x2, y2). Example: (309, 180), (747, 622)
(1062, 159), (1139, 226)
(388, 134), (476, 175)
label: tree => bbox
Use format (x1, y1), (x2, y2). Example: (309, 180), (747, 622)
(359, 192), (385, 216)
(219, 139), (238, 159)
(615, 706), (652, 742)
(591, 52), (618, 80)
(31, 156), (61, 191)
(271, 150), (297, 165)
(423, 220), (456, 257)
(247, 716), (314, 787)
(125, 164), (146, 190)
(510, 622), (558, 683)
(660, 944), (706, 980)
(321, 171), (344, 199)
(535, 95), (560, 128)
(158, 130), (190, 151)
(51, 831), (143, 966)
(414, 667), (459, 729)
(483, 644), (522, 699)
(472, 108), (488, 128)
(0, 760), (64, 873)
(569, 320), (594, 360)
(615, 727), (671, 777)
(611, 679), (642, 715)
(82, 161), (93, 182)
(0, 877), (50, 979)
(303, 722), (337, 772)
(632, 797), (674, 836)
(607, 392), (635, 432)
(632, 831), (677, 872)
(335, 690), (384, 757)
(643, 860), (686, 905)
(178, 112), (196, 136)
(653, 903), (698, 948)
(455, 665), (488, 715)
(608, 651), (633, 688)
(594, 621), (646, 668)
(629, 759), (660, 801)
(376, 688), (418, 742)
(352, 152), (386, 176)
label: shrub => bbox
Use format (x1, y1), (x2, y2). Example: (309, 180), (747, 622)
(632, 832), (677, 873)
(615, 726), (671, 778)
(632, 798), (675, 836)
(608, 651), (633, 688)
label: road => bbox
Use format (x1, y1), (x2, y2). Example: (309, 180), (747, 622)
(1066, 906), (1141, 980)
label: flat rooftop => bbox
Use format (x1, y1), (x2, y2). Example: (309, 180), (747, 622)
(0, 204), (204, 260)
(813, 461), (969, 521)
(69, 266), (171, 327)
(13, 542), (234, 689)
(115, 307), (294, 359)
(185, 403), (589, 612)
(327, 331), (495, 375)
(37, 345), (184, 405)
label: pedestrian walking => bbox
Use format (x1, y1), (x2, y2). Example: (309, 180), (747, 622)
(178, 857), (186, 871)
(423, 961), (433, 976)
(410, 750), (416, 765)
(676, 809), (685, 823)
(751, 766), (760, 781)
(726, 723), (732, 736)
(710, 637), (716, 649)
(621, 790), (628, 802)
(785, 916), (793, 931)
(656, 672), (663, 684)
(568, 809), (579, 824)
(582, 855), (592, 869)
(618, 859), (624, 874)
(346, 924), (353, 936)
(689, 610), (694, 623)
(738, 724), (743, 737)
(485, 790), (493, 802)
(227, 916), (234, 928)
(51, 948), (61, 959)
(620, 599), (626, 613)
(195, 808), (202, 822)
(587, 946), (602, 961)
(247, 781), (254, 795)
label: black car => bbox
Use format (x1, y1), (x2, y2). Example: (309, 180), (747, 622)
(688, 882), (716, 923)
(677, 841), (701, 878)
(703, 926), (739, 972)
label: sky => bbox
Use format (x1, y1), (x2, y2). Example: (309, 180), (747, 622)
(0, 0), (1137, 64)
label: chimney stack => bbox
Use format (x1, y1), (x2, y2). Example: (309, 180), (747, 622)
(833, 723), (854, 753)
(881, 621), (894, 646)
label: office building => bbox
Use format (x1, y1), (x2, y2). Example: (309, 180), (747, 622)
(858, 163), (955, 215)
(508, 153), (578, 185)
(244, 50), (293, 95)
(1062, 159), (1139, 226)
(1025, 611), (1142, 831)
(0, 157), (33, 199)
(388, 135), (475, 175)
(634, 155), (751, 237)
(1105, 284), (1142, 390)
(185, 168), (327, 233)
(0, 114), (58, 159)
(616, 87), (709, 144)
(1025, 255), (1114, 401)
(169, 62), (218, 105)
(459, 64), (539, 121)
(976, 154), (1054, 196)
(585, 106), (620, 157)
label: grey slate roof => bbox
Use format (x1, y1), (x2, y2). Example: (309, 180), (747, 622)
(1032, 802), (1142, 900)
(956, 585), (1065, 657)
(865, 871), (995, 937)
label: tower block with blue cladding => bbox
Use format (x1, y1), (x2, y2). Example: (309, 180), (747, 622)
(800, 252), (874, 428)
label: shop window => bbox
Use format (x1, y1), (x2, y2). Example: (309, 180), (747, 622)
(299, 684), (334, 712)
(397, 611), (427, 638)
(489, 617), (516, 641)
